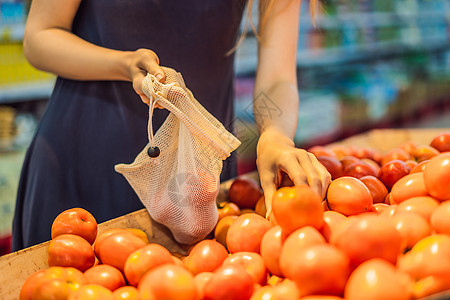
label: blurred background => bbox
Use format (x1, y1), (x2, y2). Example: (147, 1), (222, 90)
(0, 0), (449, 254)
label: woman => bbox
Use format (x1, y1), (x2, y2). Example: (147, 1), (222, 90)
(12, 0), (330, 250)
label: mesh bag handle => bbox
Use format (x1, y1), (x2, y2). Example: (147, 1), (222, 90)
(142, 68), (240, 160)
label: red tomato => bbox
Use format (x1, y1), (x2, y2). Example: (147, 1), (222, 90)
(228, 177), (263, 209)
(84, 265), (125, 291)
(184, 239), (229, 275)
(124, 243), (174, 286)
(360, 175), (388, 204)
(377, 159), (410, 191)
(97, 232), (147, 272)
(430, 132), (450, 152)
(423, 153), (450, 201)
(68, 284), (114, 300)
(203, 265), (254, 300)
(51, 207), (98, 245)
(308, 145), (338, 158)
(410, 160), (429, 173)
(331, 214), (402, 268)
(48, 234), (95, 272)
(138, 264), (198, 300)
(272, 185), (323, 235)
(344, 258), (411, 300)
(381, 148), (410, 166)
(342, 161), (378, 179)
(340, 156), (360, 170)
(260, 225), (283, 277)
(326, 177), (373, 216)
(283, 244), (350, 297)
(317, 156), (343, 180)
(390, 172), (429, 204)
(226, 213), (272, 254)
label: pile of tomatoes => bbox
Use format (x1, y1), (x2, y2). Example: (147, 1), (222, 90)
(20, 132), (450, 300)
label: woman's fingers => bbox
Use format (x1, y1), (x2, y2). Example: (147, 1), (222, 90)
(135, 49), (165, 83)
(259, 170), (277, 218)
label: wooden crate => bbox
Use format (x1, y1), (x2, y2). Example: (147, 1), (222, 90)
(0, 129), (448, 299)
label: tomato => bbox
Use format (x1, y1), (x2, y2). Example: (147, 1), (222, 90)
(260, 225), (283, 277)
(430, 132), (450, 152)
(430, 200), (450, 235)
(396, 196), (439, 221)
(48, 234), (95, 272)
(413, 145), (440, 163)
(184, 239), (229, 275)
(250, 279), (299, 300)
(193, 272), (213, 300)
(123, 228), (149, 244)
(423, 152), (450, 201)
(84, 265), (125, 291)
(397, 234), (450, 280)
(124, 243), (174, 286)
(320, 211), (347, 242)
(390, 172), (429, 204)
(284, 244), (350, 297)
(112, 286), (140, 300)
(381, 148), (410, 166)
(410, 160), (429, 173)
(97, 232), (147, 272)
(412, 275), (450, 299)
(51, 207), (98, 245)
(94, 229), (133, 257)
(223, 252), (267, 285)
(340, 156), (360, 170)
(254, 196), (267, 217)
(377, 159), (410, 191)
(331, 214), (402, 268)
(344, 258), (411, 300)
(390, 211), (431, 252)
(342, 161), (378, 179)
(308, 145), (338, 158)
(272, 185), (323, 235)
(203, 265), (254, 300)
(226, 213), (272, 254)
(138, 264), (198, 300)
(369, 203), (390, 214)
(32, 278), (79, 300)
(228, 177), (263, 209)
(68, 284), (114, 300)
(316, 156), (343, 180)
(279, 226), (326, 279)
(360, 175), (388, 204)
(20, 270), (47, 300)
(217, 201), (240, 221)
(326, 177), (373, 216)
(214, 215), (238, 249)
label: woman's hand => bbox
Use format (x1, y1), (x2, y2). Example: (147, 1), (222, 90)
(126, 49), (166, 105)
(256, 128), (331, 217)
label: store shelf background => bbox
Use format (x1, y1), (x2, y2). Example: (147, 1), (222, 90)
(0, 0), (450, 254)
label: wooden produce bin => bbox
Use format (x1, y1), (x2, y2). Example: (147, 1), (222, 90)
(0, 129), (448, 299)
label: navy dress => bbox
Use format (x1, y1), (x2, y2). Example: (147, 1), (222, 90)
(12, 0), (246, 250)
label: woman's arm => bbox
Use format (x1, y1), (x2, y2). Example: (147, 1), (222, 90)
(254, 0), (331, 215)
(23, 0), (164, 103)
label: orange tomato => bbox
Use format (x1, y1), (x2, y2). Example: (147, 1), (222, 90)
(413, 145), (440, 163)
(124, 243), (174, 286)
(193, 272), (213, 300)
(260, 225), (284, 277)
(344, 258), (411, 300)
(430, 200), (450, 235)
(184, 239), (229, 275)
(203, 265), (254, 300)
(390, 211), (431, 252)
(272, 185), (323, 235)
(112, 286), (140, 300)
(138, 264), (198, 300)
(430, 132), (450, 152)
(326, 177), (373, 216)
(48, 234), (95, 272)
(123, 228), (149, 244)
(409, 160), (429, 173)
(369, 203), (389, 214)
(254, 196), (267, 217)
(51, 207), (98, 245)
(396, 196), (439, 221)
(283, 244), (350, 297)
(331, 214), (402, 268)
(223, 252), (267, 285)
(390, 172), (429, 204)
(84, 264), (125, 291)
(214, 215), (238, 249)
(320, 211), (347, 242)
(423, 152), (450, 201)
(250, 279), (300, 300)
(226, 213), (272, 253)
(20, 270), (47, 300)
(412, 275), (450, 299)
(68, 284), (114, 300)
(217, 201), (240, 221)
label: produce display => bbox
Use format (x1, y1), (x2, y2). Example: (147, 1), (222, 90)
(17, 131), (450, 299)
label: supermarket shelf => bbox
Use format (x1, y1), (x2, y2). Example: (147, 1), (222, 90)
(235, 37), (450, 75)
(0, 80), (54, 104)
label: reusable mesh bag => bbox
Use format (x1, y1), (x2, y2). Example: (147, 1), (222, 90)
(115, 67), (240, 244)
